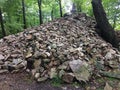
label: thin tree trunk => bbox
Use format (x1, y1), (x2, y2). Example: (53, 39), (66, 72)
(22, 0), (27, 29)
(38, 0), (43, 24)
(0, 8), (6, 37)
(113, 15), (117, 29)
(91, 0), (118, 48)
(51, 9), (53, 20)
(58, 0), (62, 17)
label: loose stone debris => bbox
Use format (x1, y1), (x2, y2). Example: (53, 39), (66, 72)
(0, 13), (120, 83)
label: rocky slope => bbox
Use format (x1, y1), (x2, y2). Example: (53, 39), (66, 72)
(0, 13), (120, 84)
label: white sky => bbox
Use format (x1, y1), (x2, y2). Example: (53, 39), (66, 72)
(62, 0), (73, 13)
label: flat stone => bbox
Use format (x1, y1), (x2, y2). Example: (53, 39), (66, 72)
(59, 70), (65, 78)
(43, 59), (50, 63)
(49, 68), (57, 79)
(0, 60), (4, 65)
(35, 73), (40, 79)
(26, 34), (33, 40)
(105, 52), (113, 60)
(12, 59), (23, 65)
(0, 69), (9, 73)
(0, 54), (4, 60)
(25, 52), (32, 58)
(34, 60), (41, 69)
(37, 77), (48, 82)
(69, 60), (90, 82)
(31, 69), (37, 76)
(33, 51), (41, 58)
(62, 73), (74, 83)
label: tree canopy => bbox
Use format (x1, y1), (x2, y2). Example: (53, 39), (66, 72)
(0, 0), (120, 38)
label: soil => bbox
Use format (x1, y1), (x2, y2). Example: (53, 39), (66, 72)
(0, 72), (84, 90)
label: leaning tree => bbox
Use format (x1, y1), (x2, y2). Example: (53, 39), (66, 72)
(91, 0), (119, 48)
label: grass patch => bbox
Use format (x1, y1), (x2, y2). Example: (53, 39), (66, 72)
(51, 76), (63, 87)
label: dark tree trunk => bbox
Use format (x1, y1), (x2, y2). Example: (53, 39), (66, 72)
(91, 0), (118, 48)
(51, 9), (53, 20)
(113, 15), (117, 29)
(22, 0), (27, 29)
(38, 0), (43, 24)
(58, 0), (62, 17)
(0, 8), (6, 37)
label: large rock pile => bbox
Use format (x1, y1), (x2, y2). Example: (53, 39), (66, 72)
(0, 13), (120, 83)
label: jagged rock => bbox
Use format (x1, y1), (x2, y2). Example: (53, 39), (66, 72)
(105, 52), (113, 60)
(16, 62), (27, 69)
(43, 59), (50, 63)
(49, 68), (57, 79)
(100, 71), (120, 79)
(58, 61), (69, 70)
(25, 51), (32, 58)
(39, 67), (45, 73)
(59, 70), (65, 78)
(0, 13), (119, 83)
(104, 83), (112, 90)
(31, 69), (37, 76)
(33, 51), (41, 58)
(69, 60), (90, 82)
(33, 59), (41, 69)
(12, 59), (23, 65)
(26, 34), (33, 40)
(37, 77), (48, 82)
(0, 69), (8, 73)
(35, 73), (40, 79)
(0, 60), (4, 65)
(62, 73), (75, 83)
(0, 54), (4, 60)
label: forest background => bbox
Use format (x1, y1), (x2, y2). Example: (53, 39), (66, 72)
(0, 0), (120, 38)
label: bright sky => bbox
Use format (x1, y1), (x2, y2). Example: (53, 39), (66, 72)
(62, 0), (73, 13)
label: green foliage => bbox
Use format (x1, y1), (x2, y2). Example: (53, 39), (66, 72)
(51, 76), (63, 87)
(0, 0), (120, 38)
(72, 0), (120, 30)
(102, 0), (120, 30)
(72, 0), (93, 16)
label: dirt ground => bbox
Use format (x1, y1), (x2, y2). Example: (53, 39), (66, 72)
(0, 72), (84, 90)
(0, 71), (119, 90)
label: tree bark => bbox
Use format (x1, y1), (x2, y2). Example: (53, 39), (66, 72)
(51, 8), (54, 20)
(22, 0), (27, 29)
(58, 0), (62, 17)
(38, 0), (43, 24)
(113, 15), (117, 29)
(91, 0), (118, 48)
(0, 8), (6, 37)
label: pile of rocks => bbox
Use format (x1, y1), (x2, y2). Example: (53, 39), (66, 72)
(0, 13), (120, 83)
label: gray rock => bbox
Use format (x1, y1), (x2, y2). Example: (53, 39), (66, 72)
(49, 68), (57, 79)
(33, 60), (41, 69)
(59, 70), (65, 78)
(33, 51), (41, 58)
(69, 60), (90, 82)
(12, 59), (23, 65)
(62, 73), (74, 83)
(0, 54), (4, 60)
(35, 73), (40, 79)
(0, 69), (8, 73)
(43, 59), (50, 63)
(51, 43), (57, 49)
(37, 77), (48, 82)
(0, 60), (4, 65)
